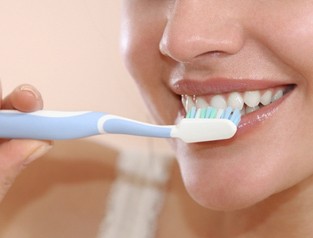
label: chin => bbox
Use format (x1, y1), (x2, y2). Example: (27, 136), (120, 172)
(173, 140), (295, 212)
(183, 177), (272, 211)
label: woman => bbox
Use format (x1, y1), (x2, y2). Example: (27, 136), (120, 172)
(2, 1), (313, 237)
(120, 0), (313, 237)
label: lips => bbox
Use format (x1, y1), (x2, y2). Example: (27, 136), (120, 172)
(171, 78), (296, 137)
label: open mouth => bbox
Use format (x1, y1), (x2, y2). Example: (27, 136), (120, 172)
(181, 84), (295, 117)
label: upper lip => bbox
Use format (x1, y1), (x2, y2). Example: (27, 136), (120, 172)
(170, 77), (291, 96)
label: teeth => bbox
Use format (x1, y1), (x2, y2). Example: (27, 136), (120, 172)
(260, 90), (272, 105)
(181, 87), (289, 116)
(246, 105), (260, 114)
(243, 91), (261, 107)
(272, 89), (283, 102)
(210, 95), (227, 109)
(195, 97), (209, 108)
(228, 92), (244, 110)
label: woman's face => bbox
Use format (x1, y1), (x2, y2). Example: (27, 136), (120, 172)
(121, 1), (313, 210)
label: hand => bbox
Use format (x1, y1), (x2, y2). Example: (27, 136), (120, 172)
(0, 84), (52, 202)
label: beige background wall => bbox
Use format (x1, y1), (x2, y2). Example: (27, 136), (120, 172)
(0, 0), (171, 152)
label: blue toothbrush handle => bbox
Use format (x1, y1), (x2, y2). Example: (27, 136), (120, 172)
(0, 110), (172, 140)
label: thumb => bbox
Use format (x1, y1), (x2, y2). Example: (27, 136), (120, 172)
(0, 140), (52, 202)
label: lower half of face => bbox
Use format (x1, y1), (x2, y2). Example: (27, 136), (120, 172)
(135, 75), (313, 211)
(175, 90), (313, 210)
(122, 1), (313, 211)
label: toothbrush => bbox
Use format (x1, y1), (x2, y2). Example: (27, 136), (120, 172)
(0, 107), (241, 143)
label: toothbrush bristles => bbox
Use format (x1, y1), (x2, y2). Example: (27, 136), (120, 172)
(186, 106), (241, 126)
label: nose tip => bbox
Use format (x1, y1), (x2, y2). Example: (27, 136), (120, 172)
(159, 4), (245, 63)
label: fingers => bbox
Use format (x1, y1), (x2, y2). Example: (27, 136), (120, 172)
(0, 139), (52, 202)
(1, 84), (44, 112)
(0, 84), (51, 203)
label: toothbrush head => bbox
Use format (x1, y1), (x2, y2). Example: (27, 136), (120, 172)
(171, 107), (241, 143)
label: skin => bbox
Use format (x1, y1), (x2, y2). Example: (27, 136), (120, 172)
(121, 0), (313, 237)
(2, 1), (313, 237)
(0, 84), (52, 203)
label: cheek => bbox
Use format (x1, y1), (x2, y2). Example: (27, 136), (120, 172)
(121, 17), (161, 105)
(256, 8), (313, 83)
(121, 30), (157, 84)
(121, 14), (178, 124)
(121, 3), (167, 83)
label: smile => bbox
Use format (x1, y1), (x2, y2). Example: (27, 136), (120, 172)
(181, 85), (295, 116)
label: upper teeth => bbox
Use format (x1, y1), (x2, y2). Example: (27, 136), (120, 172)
(182, 88), (286, 115)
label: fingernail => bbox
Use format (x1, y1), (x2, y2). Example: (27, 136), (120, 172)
(19, 85), (41, 99)
(24, 141), (53, 165)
